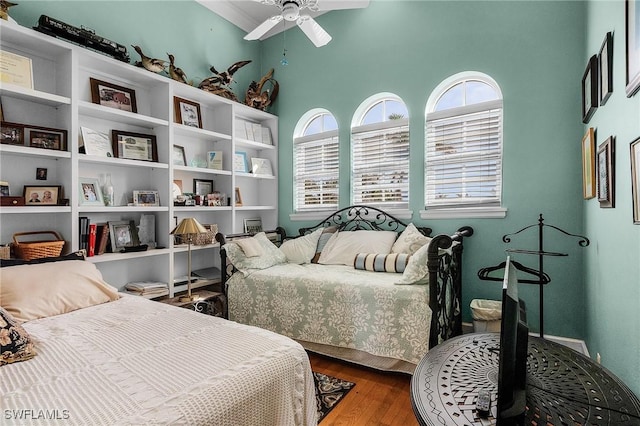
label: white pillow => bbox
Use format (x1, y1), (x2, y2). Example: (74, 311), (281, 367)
(235, 237), (264, 257)
(279, 228), (323, 264)
(318, 230), (397, 266)
(224, 232), (287, 276)
(391, 223), (432, 255)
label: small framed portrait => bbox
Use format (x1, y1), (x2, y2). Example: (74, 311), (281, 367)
(582, 128), (596, 200)
(582, 55), (598, 124)
(90, 78), (137, 113)
(0, 181), (9, 196)
(626, 0), (640, 97)
(28, 127), (66, 151)
(23, 185), (61, 205)
(173, 144), (187, 166)
(36, 168), (47, 180)
(173, 96), (202, 128)
(1, 121), (24, 145)
(631, 137), (640, 224)
(244, 218), (263, 235)
(597, 136), (615, 208)
(112, 130), (158, 162)
(193, 178), (214, 196)
(235, 187), (243, 206)
(78, 177), (104, 206)
(108, 220), (140, 252)
(133, 190), (160, 207)
(599, 32), (613, 105)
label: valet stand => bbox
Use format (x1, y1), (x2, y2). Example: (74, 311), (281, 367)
(502, 213), (589, 337)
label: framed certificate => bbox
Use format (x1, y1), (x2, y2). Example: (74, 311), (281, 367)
(81, 127), (113, 157)
(0, 50), (33, 89)
(111, 130), (158, 162)
(251, 157), (273, 176)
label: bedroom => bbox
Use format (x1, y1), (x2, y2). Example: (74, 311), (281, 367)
(0, 0), (638, 423)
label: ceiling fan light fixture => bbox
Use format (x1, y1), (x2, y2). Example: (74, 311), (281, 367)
(282, 1), (300, 21)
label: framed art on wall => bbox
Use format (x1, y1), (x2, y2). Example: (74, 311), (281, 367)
(599, 32), (613, 105)
(626, 0), (640, 97)
(90, 78), (137, 113)
(631, 137), (640, 223)
(597, 136), (615, 208)
(582, 55), (598, 123)
(582, 127), (596, 199)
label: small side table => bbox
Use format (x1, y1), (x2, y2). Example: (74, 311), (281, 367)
(159, 290), (226, 318)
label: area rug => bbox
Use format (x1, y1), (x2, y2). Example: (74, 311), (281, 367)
(314, 371), (356, 422)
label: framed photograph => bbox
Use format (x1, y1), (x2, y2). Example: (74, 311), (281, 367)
(0, 181), (9, 196)
(235, 187), (243, 206)
(78, 177), (104, 206)
(112, 130), (158, 162)
(108, 220), (140, 252)
(80, 126), (113, 157)
(173, 144), (186, 166)
(174, 96), (202, 128)
(244, 218), (263, 234)
(251, 157), (273, 176)
(599, 32), (613, 105)
(133, 190), (160, 207)
(23, 185), (61, 205)
(597, 136), (615, 208)
(207, 150), (223, 170)
(582, 128), (596, 200)
(28, 126), (66, 151)
(582, 55), (598, 123)
(626, 0), (640, 97)
(631, 137), (640, 223)
(193, 178), (214, 196)
(1, 121), (24, 145)
(36, 168), (47, 180)
(234, 151), (249, 173)
(90, 78), (137, 113)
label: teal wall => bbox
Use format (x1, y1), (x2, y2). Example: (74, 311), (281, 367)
(584, 1), (640, 397)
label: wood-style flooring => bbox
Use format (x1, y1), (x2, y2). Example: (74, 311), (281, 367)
(308, 352), (419, 426)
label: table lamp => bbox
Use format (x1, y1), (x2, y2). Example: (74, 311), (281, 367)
(171, 217), (207, 302)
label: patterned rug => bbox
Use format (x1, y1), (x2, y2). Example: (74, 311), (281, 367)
(314, 371), (356, 423)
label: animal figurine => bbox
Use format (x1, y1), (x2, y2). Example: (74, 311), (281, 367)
(199, 60), (251, 101)
(245, 68), (279, 111)
(167, 53), (189, 84)
(0, 1), (17, 21)
(131, 45), (166, 73)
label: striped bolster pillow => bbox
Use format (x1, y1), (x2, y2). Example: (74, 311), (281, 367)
(353, 253), (411, 273)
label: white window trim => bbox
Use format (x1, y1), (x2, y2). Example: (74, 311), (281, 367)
(291, 209), (414, 222)
(420, 206), (507, 220)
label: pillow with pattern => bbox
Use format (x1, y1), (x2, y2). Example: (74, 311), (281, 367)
(0, 306), (36, 366)
(391, 223), (432, 255)
(354, 252), (412, 273)
(224, 232), (287, 276)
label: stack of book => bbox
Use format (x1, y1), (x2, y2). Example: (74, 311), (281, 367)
(124, 281), (168, 296)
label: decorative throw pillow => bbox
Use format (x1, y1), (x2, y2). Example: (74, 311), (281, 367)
(311, 226), (338, 263)
(318, 230), (398, 266)
(395, 241), (432, 285)
(279, 228), (323, 264)
(1, 260), (120, 322)
(235, 237), (264, 257)
(353, 252), (412, 273)
(391, 223), (432, 255)
(224, 232), (287, 275)
(0, 306), (36, 366)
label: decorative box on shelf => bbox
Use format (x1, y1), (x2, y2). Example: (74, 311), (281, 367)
(1, 196), (25, 206)
(159, 290), (226, 317)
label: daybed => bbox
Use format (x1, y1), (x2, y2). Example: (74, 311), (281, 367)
(0, 257), (317, 426)
(217, 205), (473, 373)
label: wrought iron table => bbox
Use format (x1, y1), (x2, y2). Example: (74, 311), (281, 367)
(159, 290), (226, 317)
(411, 333), (640, 425)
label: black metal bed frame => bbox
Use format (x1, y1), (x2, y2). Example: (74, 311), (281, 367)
(216, 205), (473, 349)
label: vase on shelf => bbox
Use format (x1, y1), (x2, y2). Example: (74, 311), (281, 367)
(102, 173), (114, 206)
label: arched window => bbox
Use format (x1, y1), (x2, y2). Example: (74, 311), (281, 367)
(293, 109), (339, 212)
(351, 93), (410, 209)
(424, 73), (504, 216)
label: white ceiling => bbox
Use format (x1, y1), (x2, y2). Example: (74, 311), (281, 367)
(195, 0), (329, 40)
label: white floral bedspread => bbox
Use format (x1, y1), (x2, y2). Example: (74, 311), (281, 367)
(228, 263), (432, 365)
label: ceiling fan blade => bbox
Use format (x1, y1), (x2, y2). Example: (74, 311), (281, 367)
(296, 15), (332, 47)
(244, 15), (284, 40)
(315, 0), (370, 11)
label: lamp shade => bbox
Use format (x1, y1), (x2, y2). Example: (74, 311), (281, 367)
(171, 217), (207, 236)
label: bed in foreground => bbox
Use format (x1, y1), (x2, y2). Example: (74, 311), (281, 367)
(0, 259), (317, 426)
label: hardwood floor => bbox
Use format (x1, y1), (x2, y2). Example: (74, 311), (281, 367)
(308, 352), (419, 426)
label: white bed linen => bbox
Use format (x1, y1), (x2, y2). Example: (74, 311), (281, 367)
(1, 295), (317, 426)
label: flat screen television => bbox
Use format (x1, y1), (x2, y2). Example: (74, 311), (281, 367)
(497, 257), (529, 425)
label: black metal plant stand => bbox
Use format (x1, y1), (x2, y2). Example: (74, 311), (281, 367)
(502, 214), (589, 337)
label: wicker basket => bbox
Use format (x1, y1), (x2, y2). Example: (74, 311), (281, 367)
(12, 231), (65, 261)
(194, 224), (218, 246)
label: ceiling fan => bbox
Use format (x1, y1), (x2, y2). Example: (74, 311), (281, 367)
(244, 0), (370, 47)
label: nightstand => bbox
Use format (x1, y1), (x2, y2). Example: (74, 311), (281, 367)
(159, 290), (226, 318)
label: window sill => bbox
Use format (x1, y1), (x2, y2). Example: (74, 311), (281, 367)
(420, 207), (507, 219)
(290, 209), (414, 221)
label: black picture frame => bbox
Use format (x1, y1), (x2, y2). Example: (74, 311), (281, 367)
(111, 130), (158, 162)
(23, 185), (62, 205)
(108, 220), (140, 252)
(90, 78), (137, 113)
(631, 137), (640, 224)
(599, 32), (613, 106)
(193, 178), (214, 196)
(582, 55), (598, 124)
(626, 0), (640, 97)
(597, 136), (615, 208)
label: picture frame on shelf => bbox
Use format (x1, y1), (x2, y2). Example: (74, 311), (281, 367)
(23, 185), (61, 205)
(108, 220), (140, 253)
(235, 187), (243, 206)
(172, 144), (186, 166)
(0, 50), (33, 90)
(582, 55), (598, 123)
(626, 0), (640, 97)
(599, 32), (613, 105)
(133, 190), (160, 207)
(234, 151), (248, 173)
(78, 177), (104, 206)
(1, 181), (10, 196)
(243, 218), (262, 234)
(89, 78), (137, 113)
(173, 96), (202, 128)
(137, 214), (156, 248)
(28, 126), (67, 151)
(251, 157), (273, 176)
(207, 150), (223, 170)
(631, 137), (640, 224)
(112, 130), (158, 162)
(80, 127), (113, 157)
(1, 121), (24, 145)
(582, 127), (596, 200)
(193, 178), (214, 196)
(235, 119), (247, 139)
(597, 136), (615, 208)
(261, 127), (272, 145)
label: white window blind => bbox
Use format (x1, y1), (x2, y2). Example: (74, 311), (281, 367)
(425, 101), (502, 208)
(294, 130), (339, 211)
(352, 119), (410, 208)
